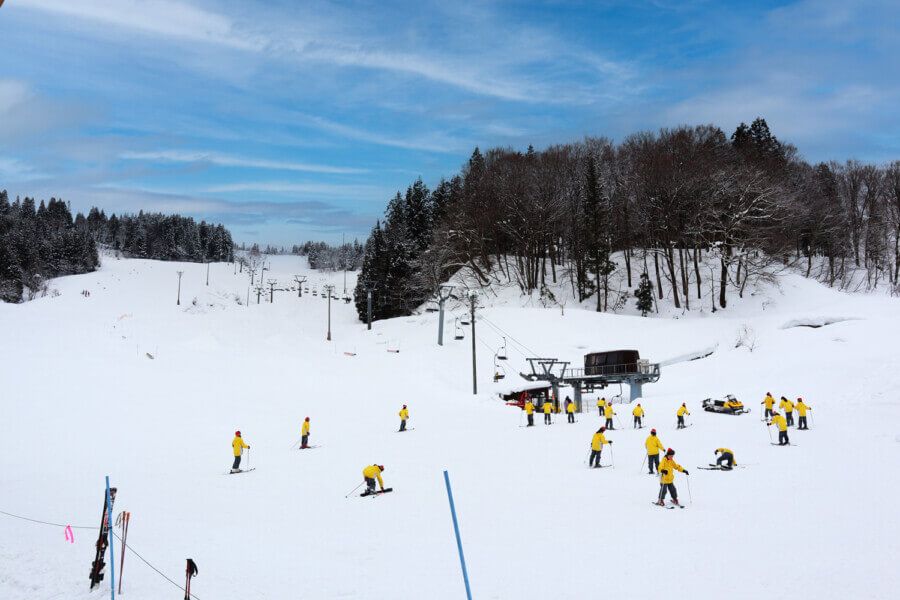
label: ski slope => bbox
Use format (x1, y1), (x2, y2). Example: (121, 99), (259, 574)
(1, 254), (899, 599)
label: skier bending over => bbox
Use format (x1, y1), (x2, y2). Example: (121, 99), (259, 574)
(768, 411), (789, 445)
(714, 447), (736, 470)
(645, 429), (665, 474)
(795, 398), (811, 430)
(362, 464), (386, 495)
(300, 417), (311, 449)
(524, 400), (535, 427)
(604, 403), (616, 430)
(656, 448), (688, 506)
(566, 398), (576, 423)
(589, 427), (612, 468)
(632, 403), (644, 428)
(676, 403), (690, 429)
(399, 405), (409, 431)
(231, 431), (249, 473)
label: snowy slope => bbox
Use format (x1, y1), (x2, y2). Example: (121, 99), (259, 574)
(1, 255), (899, 599)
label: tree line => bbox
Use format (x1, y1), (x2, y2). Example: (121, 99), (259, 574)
(0, 190), (234, 302)
(354, 118), (900, 322)
(294, 240), (364, 272)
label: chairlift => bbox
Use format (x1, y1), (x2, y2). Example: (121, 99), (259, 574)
(454, 318), (464, 340)
(460, 315), (471, 326)
(497, 337), (508, 360)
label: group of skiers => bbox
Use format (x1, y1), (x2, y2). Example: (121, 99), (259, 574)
(761, 392), (812, 445)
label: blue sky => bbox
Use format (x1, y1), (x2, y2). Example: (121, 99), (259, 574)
(0, 0), (897, 245)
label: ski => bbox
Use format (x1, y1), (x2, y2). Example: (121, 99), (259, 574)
(675, 424), (693, 430)
(226, 468), (257, 475)
(651, 502), (676, 510)
(360, 487), (393, 497)
(396, 428), (415, 432)
(298, 445), (321, 450)
(770, 443), (797, 446)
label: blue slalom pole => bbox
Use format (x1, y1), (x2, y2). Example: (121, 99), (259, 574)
(443, 470), (472, 600)
(105, 476), (116, 600)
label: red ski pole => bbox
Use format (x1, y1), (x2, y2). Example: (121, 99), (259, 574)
(116, 511), (131, 594)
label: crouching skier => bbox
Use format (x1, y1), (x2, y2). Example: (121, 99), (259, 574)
(714, 447), (736, 470)
(655, 448), (688, 506)
(768, 411), (789, 445)
(362, 464), (386, 495)
(589, 427), (612, 468)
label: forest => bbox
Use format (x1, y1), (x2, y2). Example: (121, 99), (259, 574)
(0, 191), (234, 302)
(355, 118), (900, 321)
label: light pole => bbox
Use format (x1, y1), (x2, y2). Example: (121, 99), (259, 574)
(324, 284), (334, 340)
(206, 261), (210, 286)
(294, 275), (307, 297)
(364, 282), (376, 330)
(176, 270), (184, 305)
(436, 285), (454, 346)
(468, 290), (478, 395)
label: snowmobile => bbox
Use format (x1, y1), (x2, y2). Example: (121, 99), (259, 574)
(702, 395), (750, 415)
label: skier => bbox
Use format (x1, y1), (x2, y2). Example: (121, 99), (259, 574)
(543, 399), (553, 425)
(632, 403), (644, 428)
(761, 393), (776, 419)
(597, 397), (606, 417)
(399, 405), (409, 432)
(795, 398), (811, 430)
(300, 417), (311, 449)
(645, 429), (665, 474)
(768, 411), (790, 445)
(566, 398), (576, 423)
(779, 396), (795, 427)
(589, 427), (612, 468)
(676, 403), (690, 429)
(524, 399), (535, 427)
(362, 464), (386, 495)
(714, 447), (736, 470)
(604, 403), (616, 430)
(655, 448), (688, 506)
(231, 431), (249, 473)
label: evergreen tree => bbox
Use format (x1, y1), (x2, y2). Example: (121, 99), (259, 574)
(635, 273), (654, 316)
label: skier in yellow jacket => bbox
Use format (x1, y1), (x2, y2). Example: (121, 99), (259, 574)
(565, 397), (577, 423)
(604, 403), (616, 430)
(231, 431), (250, 473)
(597, 397), (606, 417)
(300, 417), (311, 449)
(589, 427), (612, 468)
(399, 405), (409, 432)
(714, 447), (736, 470)
(362, 464), (386, 495)
(645, 429), (665, 474)
(543, 399), (553, 425)
(524, 400), (535, 427)
(655, 448), (688, 506)
(779, 396), (795, 427)
(795, 398), (811, 430)
(676, 403), (690, 429)
(632, 403), (645, 429)
(768, 411), (790, 445)
(761, 393), (776, 419)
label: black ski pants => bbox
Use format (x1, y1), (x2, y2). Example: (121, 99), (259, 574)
(527, 414), (534, 426)
(634, 416), (642, 428)
(798, 416), (808, 430)
(677, 415), (685, 428)
(648, 454), (660, 474)
(605, 418), (614, 429)
(567, 412), (575, 423)
(764, 408), (773, 419)
(232, 455), (241, 470)
(778, 430), (789, 445)
(785, 412), (794, 426)
(598, 407), (603, 416)
(400, 420), (407, 431)
(590, 450), (602, 468)
(544, 413), (552, 424)
(301, 435), (309, 448)
(658, 483), (678, 502)
(716, 452), (734, 469)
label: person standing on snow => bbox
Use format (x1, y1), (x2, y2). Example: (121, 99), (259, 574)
(543, 399), (553, 425)
(589, 427), (612, 468)
(768, 411), (790, 445)
(604, 403), (616, 430)
(714, 447), (736, 470)
(597, 397), (606, 417)
(524, 399), (535, 427)
(655, 448), (688, 506)
(300, 417), (311, 449)
(676, 403), (690, 429)
(399, 405), (409, 432)
(566, 398), (576, 423)
(779, 396), (795, 427)
(231, 431), (249, 473)
(645, 429), (665, 474)
(761, 393), (776, 419)
(362, 464), (386, 495)
(795, 398), (811, 430)
(632, 403), (644, 428)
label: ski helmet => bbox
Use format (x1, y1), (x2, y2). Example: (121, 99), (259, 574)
(651, 428), (657, 434)
(235, 430), (241, 436)
(666, 448), (675, 456)
(378, 465), (385, 471)
(305, 417), (310, 421)
(599, 426), (606, 432)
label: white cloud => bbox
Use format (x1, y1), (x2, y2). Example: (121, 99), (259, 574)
(120, 150), (367, 175)
(204, 181), (388, 199)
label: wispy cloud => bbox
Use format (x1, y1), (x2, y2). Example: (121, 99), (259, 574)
(204, 180), (389, 199)
(289, 113), (462, 153)
(120, 150), (367, 174)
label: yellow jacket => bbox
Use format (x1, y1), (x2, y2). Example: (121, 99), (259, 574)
(604, 405), (615, 418)
(659, 456), (684, 484)
(795, 401), (809, 416)
(633, 406), (644, 417)
(762, 394), (775, 409)
(362, 465), (384, 488)
(597, 398), (606, 408)
(779, 398), (794, 413)
(770, 414), (788, 432)
(591, 432), (609, 451)
(645, 435), (665, 456)
(399, 408), (409, 420)
(524, 401), (534, 415)
(301, 421), (310, 436)
(566, 402), (576, 414)
(543, 402), (552, 414)
(232, 436), (248, 457)
(677, 405), (689, 417)
(715, 448), (736, 464)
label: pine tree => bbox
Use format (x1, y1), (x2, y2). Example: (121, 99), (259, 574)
(635, 273), (654, 316)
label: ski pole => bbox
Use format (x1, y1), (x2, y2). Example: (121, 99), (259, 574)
(344, 481), (365, 498)
(609, 443), (615, 468)
(289, 438), (302, 450)
(686, 473), (693, 504)
(765, 422), (773, 443)
(247, 448), (251, 469)
(640, 455), (646, 474)
(614, 415), (623, 430)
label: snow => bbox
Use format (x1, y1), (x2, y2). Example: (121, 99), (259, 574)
(1, 254), (899, 599)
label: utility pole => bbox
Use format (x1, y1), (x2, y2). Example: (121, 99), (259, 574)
(436, 285), (454, 346)
(176, 270), (184, 305)
(364, 283), (376, 330)
(294, 275), (307, 297)
(267, 278), (277, 303)
(324, 284), (334, 340)
(469, 291), (478, 395)
(206, 261), (210, 286)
